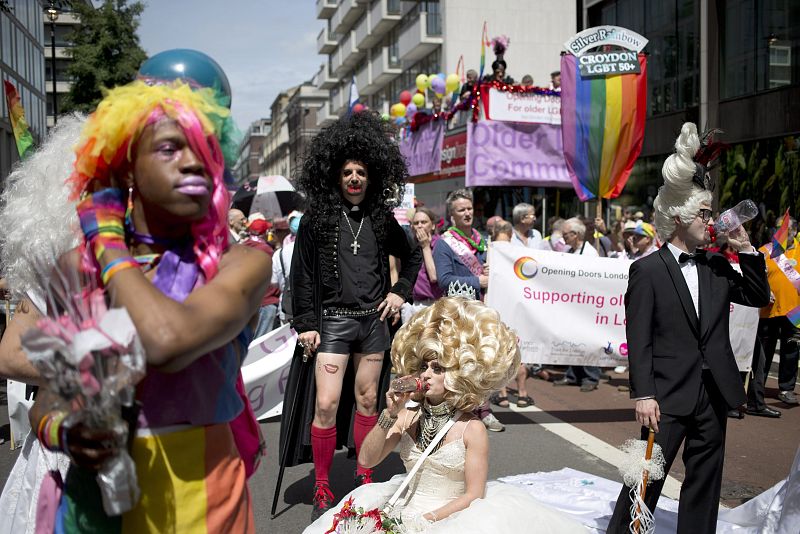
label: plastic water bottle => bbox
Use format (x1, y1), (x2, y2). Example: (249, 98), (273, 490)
(390, 376), (424, 393)
(714, 200), (759, 234)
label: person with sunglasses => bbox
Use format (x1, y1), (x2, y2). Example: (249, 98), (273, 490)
(607, 123), (770, 533)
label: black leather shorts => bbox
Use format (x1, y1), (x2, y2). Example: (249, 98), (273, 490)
(318, 314), (390, 355)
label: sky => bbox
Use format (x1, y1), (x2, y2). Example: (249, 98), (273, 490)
(136, 0), (322, 132)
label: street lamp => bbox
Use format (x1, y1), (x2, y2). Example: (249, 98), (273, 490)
(46, 2), (59, 125)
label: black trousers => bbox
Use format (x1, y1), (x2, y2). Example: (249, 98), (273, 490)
(759, 316), (800, 392)
(607, 371), (728, 534)
(747, 336), (768, 410)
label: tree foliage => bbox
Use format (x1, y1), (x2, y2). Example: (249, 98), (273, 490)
(62, 0), (147, 114)
(719, 135), (800, 238)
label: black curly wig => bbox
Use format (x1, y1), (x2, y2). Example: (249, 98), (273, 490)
(297, 111), (409, 242)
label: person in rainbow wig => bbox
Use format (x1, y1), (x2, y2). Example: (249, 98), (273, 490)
(28, 80), (271, 533)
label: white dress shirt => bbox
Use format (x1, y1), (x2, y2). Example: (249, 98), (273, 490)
(666, 242), (699, 316)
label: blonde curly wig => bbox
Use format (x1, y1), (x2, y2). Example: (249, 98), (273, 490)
(392, 297), (520, 412)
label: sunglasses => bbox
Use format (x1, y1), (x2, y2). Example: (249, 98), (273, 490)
(697, 209), (713, 223)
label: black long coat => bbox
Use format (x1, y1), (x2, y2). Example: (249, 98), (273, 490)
(278, 212), (421, 467)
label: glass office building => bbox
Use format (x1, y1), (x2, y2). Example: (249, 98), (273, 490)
(582, 0), (800, 221)
(1, 0), (47, 186)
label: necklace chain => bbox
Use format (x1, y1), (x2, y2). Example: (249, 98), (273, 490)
(416, 401), (455, 452)
(342, 210), (365, 255)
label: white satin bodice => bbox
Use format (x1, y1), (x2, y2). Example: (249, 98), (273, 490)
(395, 432), (466, 520)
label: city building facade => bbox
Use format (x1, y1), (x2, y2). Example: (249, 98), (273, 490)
(262, 87), (298, 179)
(317, 0), (574, 122)
(42, 0), (92, 128)
(286, 71), (329, 181)
(315, 0), (576, 217)
(1, 0), (47, 184)
(233, 118), (271, 184)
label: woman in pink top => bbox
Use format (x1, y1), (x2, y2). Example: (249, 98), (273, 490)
(401, 207), (443, 323)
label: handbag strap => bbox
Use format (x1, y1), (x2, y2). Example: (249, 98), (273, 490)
(386, 411), (463, 508)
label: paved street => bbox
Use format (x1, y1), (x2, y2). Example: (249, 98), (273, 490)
(0, 368), (796, 533)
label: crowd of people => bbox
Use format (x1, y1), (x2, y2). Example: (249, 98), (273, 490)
(0, 45), (795, 534)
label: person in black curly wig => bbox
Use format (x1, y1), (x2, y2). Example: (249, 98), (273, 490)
(296, 111), (409, 244)
(281, 111), (422, 521)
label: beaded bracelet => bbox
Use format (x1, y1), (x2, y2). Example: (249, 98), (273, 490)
(100, 256), (138, 285)
(37, 411), (68, 451)
(378, 409), (398, 430)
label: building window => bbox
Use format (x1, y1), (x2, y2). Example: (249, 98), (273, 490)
(588, 0), (699, 116)
(721, 0), (799, 98)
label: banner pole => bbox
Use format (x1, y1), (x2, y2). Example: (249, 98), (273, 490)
(596, 199), (603, 254)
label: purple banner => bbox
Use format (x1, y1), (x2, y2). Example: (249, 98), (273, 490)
(466, 120), (572, 188)
(400, 120), (444, 177)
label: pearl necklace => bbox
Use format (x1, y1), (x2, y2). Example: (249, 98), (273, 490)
(416, 401), (455, 452)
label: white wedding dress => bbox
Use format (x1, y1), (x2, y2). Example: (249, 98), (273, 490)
(305, 429), (586, 533)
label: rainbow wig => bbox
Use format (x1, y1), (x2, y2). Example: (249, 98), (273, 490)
(69, 81), (230, 280)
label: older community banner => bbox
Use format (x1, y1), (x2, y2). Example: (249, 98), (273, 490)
(400, 120), (445, 177)
(466, 120), (572, 188)
(486, 244), (757, 370)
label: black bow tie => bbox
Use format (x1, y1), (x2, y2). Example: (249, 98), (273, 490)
(678, 250), (705, 263)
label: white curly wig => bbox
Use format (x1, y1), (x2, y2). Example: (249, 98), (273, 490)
(0, 113), (86, 302)
(652, 122), (713, 242)
(392, 297), (520, 412)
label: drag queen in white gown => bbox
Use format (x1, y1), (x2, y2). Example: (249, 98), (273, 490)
(305, 297), (585, 533)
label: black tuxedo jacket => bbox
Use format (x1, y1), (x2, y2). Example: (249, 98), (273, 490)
(626, 246), (770, 415)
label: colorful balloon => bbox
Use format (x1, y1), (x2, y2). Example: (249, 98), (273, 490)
(445, 73), (460, 94)
(412, 93), (425, 107)
(426, 74), (436, 89)
(430, 76), (446, 95)
(415, 74), (428, 92)
(437, 72), (446, 80)
(395, 103), (406, 117)
(399, 90), (412, 106)
(352, 103), (365, 113)
(406, 103), (417, 117)
(381, 113), (390, 121)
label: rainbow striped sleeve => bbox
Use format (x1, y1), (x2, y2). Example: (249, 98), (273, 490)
(560, 54), (647, 202)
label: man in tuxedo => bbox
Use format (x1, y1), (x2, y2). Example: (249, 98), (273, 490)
(607, 123), (770, 533)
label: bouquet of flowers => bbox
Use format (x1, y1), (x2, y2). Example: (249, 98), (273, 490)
(20, 260), (146, 515)
(325, 497), (405, 534)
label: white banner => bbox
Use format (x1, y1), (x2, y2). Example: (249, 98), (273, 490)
(485, 88), (561, 125)
(486, 244), (630, 366)
(485, 244), (758, 371)
(241, 323), (296, 420)
(729, 264), (759, 372)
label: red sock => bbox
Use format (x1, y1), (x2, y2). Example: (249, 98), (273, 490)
(310, 424), (337, 485)
(353, 411), (378, 476)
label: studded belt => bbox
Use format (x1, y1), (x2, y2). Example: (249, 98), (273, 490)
(322, 307), (380, 318)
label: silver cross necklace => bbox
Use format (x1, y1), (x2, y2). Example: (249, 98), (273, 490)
(342, 209), (365, 255)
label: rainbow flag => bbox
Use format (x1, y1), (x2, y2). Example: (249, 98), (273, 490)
(478, 22), (489, 82)
(559, 54), (647, 202)
(3, 80), (34, 158)
(771, 208), (791, 259)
